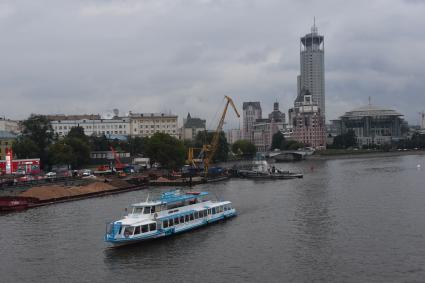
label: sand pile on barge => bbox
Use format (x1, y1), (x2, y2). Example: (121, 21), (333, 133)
(156, 177), (172, 182)
(107, 178), (132, 188)
(19, 182), (116, 201)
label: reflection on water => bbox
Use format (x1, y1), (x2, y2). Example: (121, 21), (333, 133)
(288, 161), (337, 281)
(1, 155), (425, 282)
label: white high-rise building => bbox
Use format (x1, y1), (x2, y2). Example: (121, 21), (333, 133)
(226, 129), (241, 144)
(299, 22), (325, 115)
(242, 102), (262, 142)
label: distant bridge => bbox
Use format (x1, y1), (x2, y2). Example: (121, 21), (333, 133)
(266, 150), (314, 161)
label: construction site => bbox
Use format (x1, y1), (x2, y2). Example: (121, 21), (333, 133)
(0, 96), (241, 212)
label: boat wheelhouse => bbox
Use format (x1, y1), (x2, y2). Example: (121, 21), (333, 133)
(105, 190), (236, 246)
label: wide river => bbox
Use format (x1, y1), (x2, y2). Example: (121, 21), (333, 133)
(1, 155), (425, 282)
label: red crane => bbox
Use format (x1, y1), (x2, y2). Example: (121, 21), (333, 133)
(110, 146), (125, 171)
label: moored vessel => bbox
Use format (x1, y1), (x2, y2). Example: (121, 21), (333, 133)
(104, 190), (236, 246)
(237, 154), (303, 179)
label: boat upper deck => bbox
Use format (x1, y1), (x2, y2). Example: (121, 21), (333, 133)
(131, 190), (209, 207)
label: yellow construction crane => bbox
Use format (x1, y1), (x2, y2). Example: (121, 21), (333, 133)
(203, 95), (240, 175)
(187, 147), (203, 167)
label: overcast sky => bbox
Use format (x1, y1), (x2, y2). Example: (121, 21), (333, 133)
(0, 0), (424, 128)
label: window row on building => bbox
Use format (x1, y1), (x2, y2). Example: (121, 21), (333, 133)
(49, 113), (179, 139)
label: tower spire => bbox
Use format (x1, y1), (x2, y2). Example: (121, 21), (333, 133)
(312, 16), (318, 34)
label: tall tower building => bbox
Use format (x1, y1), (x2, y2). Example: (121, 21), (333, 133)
(242, 102), (262, 142)
(299, 21), (325, 115)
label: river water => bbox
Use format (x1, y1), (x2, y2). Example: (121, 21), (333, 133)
(1, 155), (424, 282)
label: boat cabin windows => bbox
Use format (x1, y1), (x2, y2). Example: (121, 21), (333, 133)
(133, 207), (144, 214)
(124, 226), (134, 237)
(162, 211), (203, 228)
(149, 223), (157, 231)
(133, 205), (156, 214)
(224, 204), (232, 211)
(134, 226), (141, 235)
(129, 223), (156, 236)
(212, 207), (216, 214)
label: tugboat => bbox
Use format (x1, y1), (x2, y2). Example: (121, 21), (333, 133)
(238, 154), (303, 179)
(104, 190), (236, 246)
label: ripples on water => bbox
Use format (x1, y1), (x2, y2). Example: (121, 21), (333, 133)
(1, 155), (425, 282)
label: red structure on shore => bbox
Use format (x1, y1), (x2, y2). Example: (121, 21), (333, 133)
(0, 148), (41, 175)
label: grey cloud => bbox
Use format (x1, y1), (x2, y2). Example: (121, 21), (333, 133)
(0, 0), (424, 126)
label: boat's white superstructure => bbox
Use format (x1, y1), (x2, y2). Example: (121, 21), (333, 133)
(105, 190), (236, 246)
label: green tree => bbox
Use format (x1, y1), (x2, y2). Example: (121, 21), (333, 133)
(285, 140), (304, 150)
(271, 131), (285, 150)
(47, 128), (91, 169)
(145, 133), (186, 169)
(232, 140), (257, 157)
(194, 131), (229, 162)
(89, 134), (109, 151)
(14, 115), (53, 168)
(45, 126), (91, 169)
(48, 140), (74, 166)
(67, 126), (89, 143)
(128, 136), (147, 156)
(411, 132), (425, 148)
(13, 137), (39, 159)
(65, 137), (91, 168)
(332, 129), (357, 149)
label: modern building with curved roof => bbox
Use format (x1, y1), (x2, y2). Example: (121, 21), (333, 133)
(339, 105), (406, 146)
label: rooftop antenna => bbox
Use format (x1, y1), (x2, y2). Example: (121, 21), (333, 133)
(312, 16), (318, 34)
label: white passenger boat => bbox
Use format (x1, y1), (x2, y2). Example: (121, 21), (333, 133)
(104, 190), (236, 246)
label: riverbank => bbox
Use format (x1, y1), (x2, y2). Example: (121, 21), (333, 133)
(0, 177), (148, 211)
(310, 149), (425, 160)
